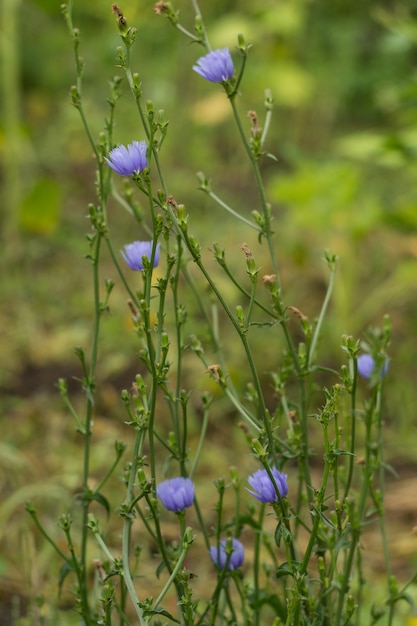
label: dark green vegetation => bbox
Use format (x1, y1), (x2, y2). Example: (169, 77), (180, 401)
(1, 0), (417, 624)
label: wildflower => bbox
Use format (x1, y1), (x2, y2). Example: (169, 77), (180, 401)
(357, 353), (389, 380)
(193, 48), (234, 83)
(246, 467), (288, 503)
(104, 140), (147, 176)
(121, 241), (160, 271)
(156, 477), (195, 512)
(209, 538), (244, 571)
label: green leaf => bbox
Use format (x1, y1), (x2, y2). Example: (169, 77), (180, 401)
(275, 560), (302, 579)
(249, 589), (287, 620)
(156, 559), (167, 579)
(311, 504), (337, 530)
(274, 518), (292, 547)
(142, 606), (181, 622)
(58, 561), (74, 597)
(92, 491), (111, 517)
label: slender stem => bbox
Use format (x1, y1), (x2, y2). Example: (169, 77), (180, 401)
(121, 428), (147, 625)
(223, 387), (262, 433)
(189, 0), (211, 51)
(253, 504), (265, 626)
(192, 495), (211, 551)
(92, 532), (116, 563)
(336, 389), (378, 624)
(192, 248), (274, 450)
(374, 382), (395, 626)
(25, 507), (71, 564)
(216, 255), (276, 319)
(207, 190), (261, 231)
(172, 236), (185, 472)
(105, 237), (141, 308)
(190, 401), (210, 478)
(260, 93), (273, 148)
(344, 358), (358, 502)
(152, 538), (191, 610)
(95, 447), (125, 494)
(122, 519), (147, 626)
(227, 94), (313, 495)
(308, 260), (336, 367)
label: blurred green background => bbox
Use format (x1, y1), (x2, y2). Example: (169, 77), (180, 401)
(1, 0), (417, 623)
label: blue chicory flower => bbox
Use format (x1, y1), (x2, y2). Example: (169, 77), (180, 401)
(156, 477), (195, 512)
(121, 241), (160, 271)
(193, 48), (234, 83)
(104, 140), (148, 176)
(209, 538), (244, 571)
(246, 467), (288, 503)
(357, 353), (389, 380)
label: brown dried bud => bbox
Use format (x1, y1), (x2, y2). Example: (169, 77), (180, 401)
(112, 4), (127, 29)
(262, 274), (276, 286)
(288, 305), (308, 321)
(207, 364), (221, 382)
(247, 110), (260, 137)
(237, 421), (249, 435)
(167, 194), (178, 209)
(154, 1), (171, 15)
(127, 299), (139, 322)
(93, 559), (106, 581)
(241, 242), (252, 260)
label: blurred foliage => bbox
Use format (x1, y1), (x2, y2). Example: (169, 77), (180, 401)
(1, 0), (417, 622)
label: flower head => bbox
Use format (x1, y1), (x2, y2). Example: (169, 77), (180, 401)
(105, 140), (147, 176)
(121, 241), (160, 271)
(246, 467), (288, 503)
(156, 477), (195, 512)
(193, 48), (234, 83)
(357, 353), (389, 380)
(209, 538), (244, 571)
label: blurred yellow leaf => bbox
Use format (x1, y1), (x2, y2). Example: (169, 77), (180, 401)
(190, 93), (232, 125)
(260, 62), (314, 107)
(18, 177), (61, 235)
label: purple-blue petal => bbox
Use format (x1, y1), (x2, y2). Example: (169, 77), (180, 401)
(105, 140), (148, 176)
(156, 477), (195, 512)
(193, 48), (234, 83)
(121, 241), (160, 271)
(357, 353), (389, 380)
(246, 467), (288, 503)
(209, 538), (244, 570)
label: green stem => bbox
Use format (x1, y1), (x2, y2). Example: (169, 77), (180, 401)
(216, 253), (276, 319)
(92, 531), (116, 563)
(121, 428), (147, 625)
(95, 446), (125, 494)
(25, 506), (71, 565)
(122, 519), (146, 626)
(172, 236), (185, 472)
(344, 357), (358, 502)
(253, 504), (265, 626)
(191, 246), (274, 451)
(308, 259), (336, 367)
(152, 538), (191, 610)
(260, 91), (273, 148)
(336, 389), (378, 624)
(207, 189), (262, 231)
(228, 94), (313, 496)
(189, 0), (212, 51)
(374, 382), (394, 625)
(190, 401), (210, 478)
